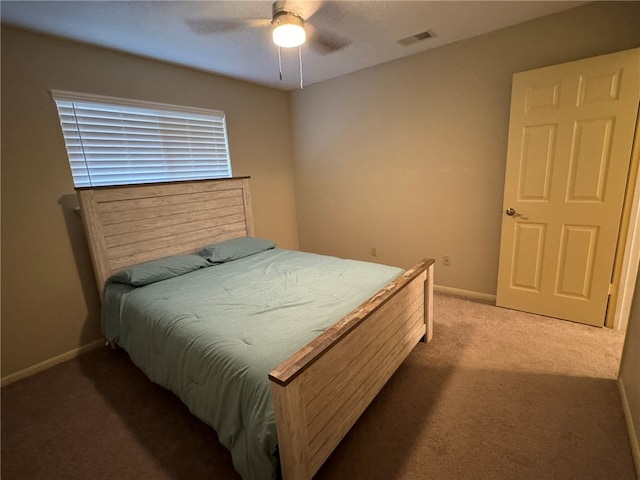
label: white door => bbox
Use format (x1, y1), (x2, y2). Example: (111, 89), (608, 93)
(496, 48), (640, 326)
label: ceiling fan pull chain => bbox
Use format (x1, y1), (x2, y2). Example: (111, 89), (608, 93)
(278, 45), (283, 81)
(298, 45), (304, 90)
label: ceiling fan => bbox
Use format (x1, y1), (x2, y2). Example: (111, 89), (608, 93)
(186, 1), (352, 87)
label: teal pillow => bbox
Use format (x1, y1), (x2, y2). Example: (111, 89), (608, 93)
(109, 254), (210, 286)
(197, 237), (276, 264)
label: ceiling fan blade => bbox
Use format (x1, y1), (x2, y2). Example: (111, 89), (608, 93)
(186, 18), (270, 35)
(307, 24), (352, 55)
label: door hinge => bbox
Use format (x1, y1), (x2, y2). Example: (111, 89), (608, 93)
(608, 283), (616, 295)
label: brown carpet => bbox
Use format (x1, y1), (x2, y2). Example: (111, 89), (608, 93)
(1, 293), (636, 480)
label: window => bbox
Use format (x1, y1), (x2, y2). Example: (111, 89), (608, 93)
(51, 90), (232, 187)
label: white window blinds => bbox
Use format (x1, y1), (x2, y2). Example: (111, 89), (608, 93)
(51, 90), (232, 187)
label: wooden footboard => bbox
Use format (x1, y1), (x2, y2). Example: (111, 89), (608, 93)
(269, 258), (435, 479)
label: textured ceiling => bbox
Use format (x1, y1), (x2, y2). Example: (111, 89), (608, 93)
(1, 1), (588, 90)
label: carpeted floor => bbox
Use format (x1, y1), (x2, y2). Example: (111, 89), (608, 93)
(1, 293), (636, 479)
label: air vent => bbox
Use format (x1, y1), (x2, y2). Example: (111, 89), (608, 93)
(397, 29), (436, 47)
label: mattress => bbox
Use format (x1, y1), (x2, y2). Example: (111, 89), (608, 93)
(102, 248), (403, 479)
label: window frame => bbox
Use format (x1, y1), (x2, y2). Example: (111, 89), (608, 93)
(51, 89), (233, 188)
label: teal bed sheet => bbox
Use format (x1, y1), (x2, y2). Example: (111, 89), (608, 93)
(102, 248), (403, 480)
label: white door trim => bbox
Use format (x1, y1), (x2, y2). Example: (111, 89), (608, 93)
(613, 115), (640, 331)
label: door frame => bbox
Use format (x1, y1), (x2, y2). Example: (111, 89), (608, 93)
(609, 111), (640, 331)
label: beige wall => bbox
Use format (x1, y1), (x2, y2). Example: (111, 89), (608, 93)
(1, 26), (299, 378)
(290, 1), (640, 295)
(619, 270), (640, 472)
(2, 2), (640, 381)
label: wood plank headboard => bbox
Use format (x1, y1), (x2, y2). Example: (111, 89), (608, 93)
(76, 177), (254, 297)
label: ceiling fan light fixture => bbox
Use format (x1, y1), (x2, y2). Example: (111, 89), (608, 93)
(272, 13), (306, 48)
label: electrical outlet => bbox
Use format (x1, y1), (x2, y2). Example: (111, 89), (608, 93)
(443, 255), (451, 267)
(370, 247), (378, 257)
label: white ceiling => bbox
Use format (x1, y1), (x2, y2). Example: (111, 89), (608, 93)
(1, 1), (589, 91)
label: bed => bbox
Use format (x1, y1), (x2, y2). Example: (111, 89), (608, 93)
(76, 177), (435, 480)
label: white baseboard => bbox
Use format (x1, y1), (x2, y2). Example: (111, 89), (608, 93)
(1, 339), (105, 387)
(434, 284), (497, 304)
(619, 378), (640, 479)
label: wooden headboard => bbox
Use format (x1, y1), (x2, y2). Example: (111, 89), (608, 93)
(76, 177), (254, 297)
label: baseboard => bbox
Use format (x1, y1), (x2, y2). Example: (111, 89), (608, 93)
(1, 339), (105, 387)
(434, 285), (497, 304)
(619, 377), (640, 479)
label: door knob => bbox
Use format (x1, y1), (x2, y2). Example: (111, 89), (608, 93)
(505, 207), (527, 219)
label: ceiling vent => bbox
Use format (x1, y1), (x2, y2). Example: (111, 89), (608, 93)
(397, 29), (436, 47)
